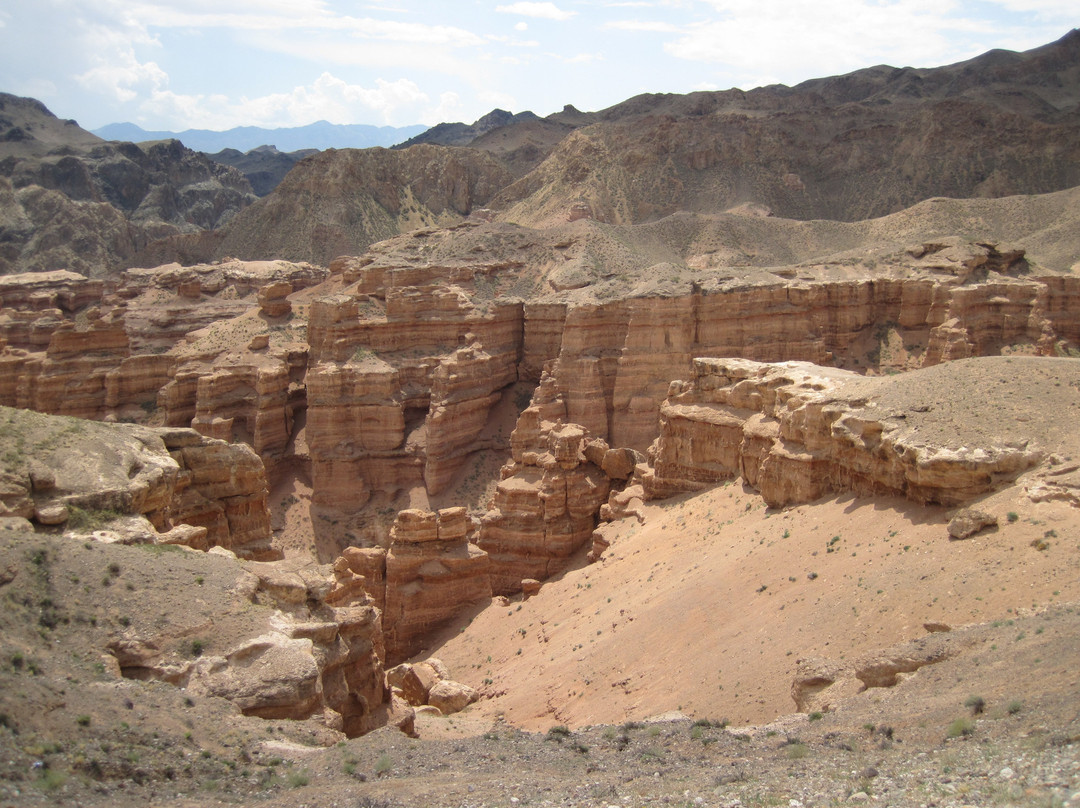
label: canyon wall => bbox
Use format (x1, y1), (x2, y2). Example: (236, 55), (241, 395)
(525, 254), (1078, 456)
(643, 356), (1060, 508)
(305, 280), (522, 521)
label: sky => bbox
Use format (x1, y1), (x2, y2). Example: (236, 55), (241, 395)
(0, 1), (1075, 133)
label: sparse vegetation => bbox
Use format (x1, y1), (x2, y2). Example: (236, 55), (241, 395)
(68, 507), (123, 532)
(947, 717), (975, 738)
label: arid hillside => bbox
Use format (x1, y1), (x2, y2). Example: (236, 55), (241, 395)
(0, 93), (256, 277)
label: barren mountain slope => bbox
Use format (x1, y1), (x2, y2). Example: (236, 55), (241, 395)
(348, 184), (1080, 311)
(490, 30), (1080, 228)
(208, 145), (514, 267)
(0, 93), (257, 276)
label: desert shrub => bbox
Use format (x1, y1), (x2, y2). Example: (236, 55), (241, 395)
(787, 742), (809, 759)
(546, 725), (571, 740)
(947, 717), (974, 738)
(68, 507), (123, 532)
(286, 769), (309, 788)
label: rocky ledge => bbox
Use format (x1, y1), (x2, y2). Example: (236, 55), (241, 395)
(644, 355), (1080, 507)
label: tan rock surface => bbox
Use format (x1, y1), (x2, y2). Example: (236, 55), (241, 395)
(0, 406), (277, 558)
(646, 356), (1077, 508)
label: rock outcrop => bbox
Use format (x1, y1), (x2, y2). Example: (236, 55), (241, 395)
(387, 657), (479, 716)
(478, 371), (613, 593)
(0, 407), (277, 559)
(330, 508), (491, 664)
(305, 275), (521, 525)
(528, 242), (1077, 455)
(791, 634), (954, 713)
(644, 356), (1077, 508)
(0, 261), (321, 476)
(111, 557), (391, 738)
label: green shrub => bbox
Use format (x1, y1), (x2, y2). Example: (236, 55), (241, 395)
(947, 717), (974, 738)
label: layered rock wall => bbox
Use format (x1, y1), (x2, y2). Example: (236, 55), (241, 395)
(330, 508), (491, 665)
(479, 382), (612, 593)
(0, 409), (276, 559)
(306, 284), (522, 512)
(644, 357), (1047, 508)
(527, 264), (1078, 455)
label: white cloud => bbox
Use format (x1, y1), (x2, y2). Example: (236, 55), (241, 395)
(986, 0), (1080, 15)
(564, 52), (606, 63)
(141, 72), (434, 129)
(478, 90), (519, 111)
(487, 34), (541, 47)
(428, 91), (464, 124)
(100, 2), (486, 46)
(605, 19), (683, 32)
(515, 21), (529, 31)
(662, 0), (1031, 85)
(495, 2), (578, 21)
(74, 25), (168, 103)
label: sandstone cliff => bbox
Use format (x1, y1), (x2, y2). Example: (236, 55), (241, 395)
(0, 406), (276, 559)
(644, 356), (1080, 508)
(330, 507), (491, 665)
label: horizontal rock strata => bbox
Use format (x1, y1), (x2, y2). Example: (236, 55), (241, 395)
(643, 356), (1074, 507)
(0, 407), (276, 558)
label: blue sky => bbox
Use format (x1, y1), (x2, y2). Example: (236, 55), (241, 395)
(0, 1), (1075, 132)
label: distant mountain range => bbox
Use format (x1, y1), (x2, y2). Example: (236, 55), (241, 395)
(91, 120), (427, 153)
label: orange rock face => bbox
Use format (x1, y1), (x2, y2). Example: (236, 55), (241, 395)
(306, 282), (521, 515)
(644, 357), (1056, 508)
(529, 248), (1077, 455)
(332, 508), (491, 665)
(479, 374), (614, 593)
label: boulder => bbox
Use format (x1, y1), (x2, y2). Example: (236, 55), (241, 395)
(427, 680), (479, 715)
(948, 508), (998, 540)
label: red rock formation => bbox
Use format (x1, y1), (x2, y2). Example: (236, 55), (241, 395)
(168, 433), (276, 559)
(306, 282), (521, 517)
(530, 248), (1075, 455)
(643, 356), (1058, 508)
(331, 508), (491, 665)
(479, 394), (611, 593)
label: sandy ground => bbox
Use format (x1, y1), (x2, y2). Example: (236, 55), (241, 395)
(425, 475), (1080, 733)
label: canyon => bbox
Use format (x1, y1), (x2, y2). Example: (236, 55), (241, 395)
(0, 30), (1078, 808)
